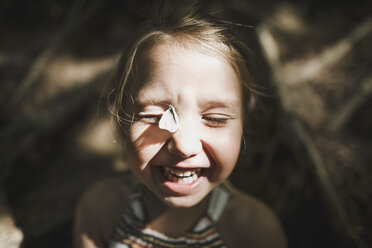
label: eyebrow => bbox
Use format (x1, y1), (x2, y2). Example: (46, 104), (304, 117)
(199, 99), (240, 109)
(136, 98), (239, 107)
(135, 97), (170, 108)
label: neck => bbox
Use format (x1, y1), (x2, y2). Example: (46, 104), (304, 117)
(142, 189), (209, 237)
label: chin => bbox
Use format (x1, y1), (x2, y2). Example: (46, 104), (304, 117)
(160, 185), (214, 208)
(162, 195), (205, 208)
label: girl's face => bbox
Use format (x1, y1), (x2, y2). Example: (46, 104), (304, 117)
(127, 42), (243, 207)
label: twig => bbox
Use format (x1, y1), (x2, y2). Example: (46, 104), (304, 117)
(257, 24), (369, 248)
(257, 23), (290, 112)
(284, 15), (372, 85)
(1, 70), (111, 182)
(291, 120), (367, 248)
(11, 0), (99, 106)
(330, 74), (372, 131)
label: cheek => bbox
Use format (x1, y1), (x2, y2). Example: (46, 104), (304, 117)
(206, 124), (242, 181)
(128, 123), (167, 167)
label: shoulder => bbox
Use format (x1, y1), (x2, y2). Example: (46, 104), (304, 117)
(74, 173), (133, 248)
(217, 183), (287, 248)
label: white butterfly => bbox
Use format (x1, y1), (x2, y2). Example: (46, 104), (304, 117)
(159, 105), (179, 133)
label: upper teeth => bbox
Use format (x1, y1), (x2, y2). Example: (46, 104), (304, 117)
(164, 167), (200, 178)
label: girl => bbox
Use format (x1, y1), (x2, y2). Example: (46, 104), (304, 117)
(74, 1), (287, 247)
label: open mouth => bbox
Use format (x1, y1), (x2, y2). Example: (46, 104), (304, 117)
(160, 167), (204, 184)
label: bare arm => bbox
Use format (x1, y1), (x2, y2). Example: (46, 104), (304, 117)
(218, 185), (287, 248)
(74, 196), (102, 248)
(73, 175), (130, 248)
(246, 202), (287, 248)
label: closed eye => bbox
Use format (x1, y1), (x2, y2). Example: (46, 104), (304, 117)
(137, 114), (162, 124)
(202, 115), (230, 127)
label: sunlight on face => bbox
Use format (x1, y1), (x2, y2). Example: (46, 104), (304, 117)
(127, 42), (243, 207)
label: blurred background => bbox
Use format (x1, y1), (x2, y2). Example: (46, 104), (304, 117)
(0, 0), (371, 247)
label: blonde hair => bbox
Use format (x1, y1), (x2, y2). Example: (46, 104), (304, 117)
(108, 0), (258, 138)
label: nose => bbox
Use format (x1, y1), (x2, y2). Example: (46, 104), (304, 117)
(167, 121), (202, 158)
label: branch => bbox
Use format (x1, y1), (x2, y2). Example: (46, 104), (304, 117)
(11, 0), (101, 106)
(257, 24), (369, 248)
(1, 70), (111, 181)
(330, 74), (372, 131)
(284, 15), (372, 85)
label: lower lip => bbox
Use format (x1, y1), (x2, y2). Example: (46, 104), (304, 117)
(157, 168), (205, 195)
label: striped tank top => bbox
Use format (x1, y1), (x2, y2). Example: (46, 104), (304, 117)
(109, 182), (229, 248)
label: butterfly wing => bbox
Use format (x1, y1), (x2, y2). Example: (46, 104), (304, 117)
(159, 105), (179, 132)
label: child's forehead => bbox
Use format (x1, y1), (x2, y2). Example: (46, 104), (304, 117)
(138, 42), (240, 82)
(132, 42), (243, 109)
(146, 41), (230, 64)
(141, 43), (240, 82)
